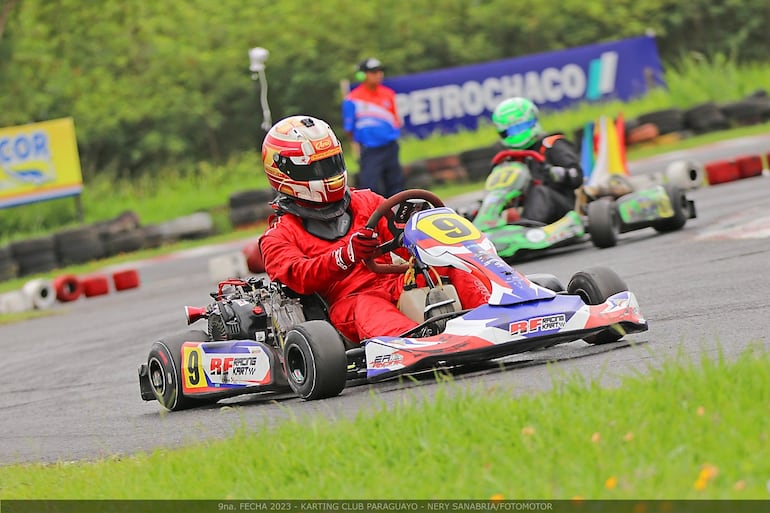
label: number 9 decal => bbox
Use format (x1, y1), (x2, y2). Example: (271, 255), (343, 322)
(183, 345), (206, 389)
(415, 213), (483, 245)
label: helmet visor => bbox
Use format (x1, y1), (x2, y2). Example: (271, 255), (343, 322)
(499, 118), (538, 139)
(278, 153), (346, 181)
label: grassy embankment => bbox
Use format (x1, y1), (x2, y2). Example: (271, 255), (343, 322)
(0, 347), (768, 498)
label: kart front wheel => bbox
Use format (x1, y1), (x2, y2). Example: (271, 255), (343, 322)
(652, 184), (688, 233)
(587, 197), (619, 248)
(567, 267), (628, 345)
(283, 320), (347, 400)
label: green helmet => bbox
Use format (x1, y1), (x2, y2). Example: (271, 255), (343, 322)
(492, 97), (542, 149)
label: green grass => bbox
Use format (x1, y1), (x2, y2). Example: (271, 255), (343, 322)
(1, 346), (768, 498)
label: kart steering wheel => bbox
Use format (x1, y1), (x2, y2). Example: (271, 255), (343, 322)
(491, 149), (545, 166)
(363, 189), (444, 274)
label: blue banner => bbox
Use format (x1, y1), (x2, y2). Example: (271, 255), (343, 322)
(383, 35), (665, 139)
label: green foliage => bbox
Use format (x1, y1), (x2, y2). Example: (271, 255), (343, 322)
(2, 1), (770, 240)
(2, 0), (770, 182)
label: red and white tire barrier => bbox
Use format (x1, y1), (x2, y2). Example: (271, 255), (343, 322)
(734, 155), (763, 179)
(22, 278), (57, 310)
(82, 274), (110, 297)
(664, 159), (705, 190)
(704, 160), (740, 185)
(0, 290), (33, 314)
(53, 274), (83, 303)
(112, 269), (140, 291)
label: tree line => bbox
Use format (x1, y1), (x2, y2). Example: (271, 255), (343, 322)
(1, 0), (768, 179)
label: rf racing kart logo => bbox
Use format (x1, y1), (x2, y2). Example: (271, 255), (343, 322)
(509, 314), (566, 335)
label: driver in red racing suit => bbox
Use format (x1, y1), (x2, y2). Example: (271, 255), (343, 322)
(258, 115), (491, 344)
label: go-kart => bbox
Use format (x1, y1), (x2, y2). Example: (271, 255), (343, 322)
(463, 149), (697, 256)
(138, 189), (648, 411)
(582, 176), (697, 248)
(467, 150), (592, 261)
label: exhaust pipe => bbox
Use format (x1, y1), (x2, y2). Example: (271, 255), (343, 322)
(185, 305), (209, 325)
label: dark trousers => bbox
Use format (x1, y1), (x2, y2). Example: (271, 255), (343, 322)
(358, 140), (405, 197)
(521, 185), (576, 224)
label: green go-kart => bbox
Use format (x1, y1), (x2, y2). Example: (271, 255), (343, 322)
(465, 150), (697, 261)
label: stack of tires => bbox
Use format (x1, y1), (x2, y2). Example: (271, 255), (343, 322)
(94, 210), (145, 258)
(458, 144), (500, 182)
(423, 155), (468, 185)
(718, 91), (770, 127)
(402, 161), (433, 190)
(228, 189), (275, 229)
(10, 236), (59, 277)
(683, 102), (730, 134)
(54, 225), (105, 266)
(0, 244), (19, 281)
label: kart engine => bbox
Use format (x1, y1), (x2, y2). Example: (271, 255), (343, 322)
(186, 277), (308, 346)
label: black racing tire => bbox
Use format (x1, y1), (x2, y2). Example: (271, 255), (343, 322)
(637, 108), (684, 135)
(103, 229), (146, 256)
(229, 204), (274, 228)
(10, 236), (59, 276)
(140, 224), (164, 249)
(0, 244), (12, 263)
(587, 198), (619, 248)
(147, 329), (213, 411)
(54, 226), (106, 265)
(403, 164), (434, 190)
(283, 320), (347, 400)
(652, 184), (688, 233)
(228, 189), (275, 209)
(0, 245), (18, 281)
(683, 102), (729, 134)
(568, 267), (629, 344)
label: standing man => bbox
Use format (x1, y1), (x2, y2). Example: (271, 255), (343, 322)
(342, 57), (405, 197)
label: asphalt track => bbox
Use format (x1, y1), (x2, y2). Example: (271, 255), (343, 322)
(1, 135), (769, 465)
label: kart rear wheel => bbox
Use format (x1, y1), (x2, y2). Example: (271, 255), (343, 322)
(587, 197), (619, 248)
(284, 320), (347, 400)
(567, 267), (628, 345)
(147, 329), (213, 411)
(652, 184), (688, 233)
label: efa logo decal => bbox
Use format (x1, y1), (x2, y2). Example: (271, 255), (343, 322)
(369, 354), (403, 369)
(509, 314), (566, 335)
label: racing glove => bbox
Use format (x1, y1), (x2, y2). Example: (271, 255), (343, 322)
(547, 166), (583, 189)
(331, 228), (379, 270)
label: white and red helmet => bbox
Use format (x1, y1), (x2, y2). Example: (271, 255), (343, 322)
(262, 116), (348, 205)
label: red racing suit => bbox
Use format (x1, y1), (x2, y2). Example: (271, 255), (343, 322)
(258, 188), (490, 344)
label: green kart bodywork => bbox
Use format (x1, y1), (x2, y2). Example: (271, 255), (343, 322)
(471, 160), (588, 261)
(469, 149), (697, 257)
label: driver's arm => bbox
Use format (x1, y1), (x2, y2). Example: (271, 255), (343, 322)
(259, 231), (349, 296)
(544, 138), (583, 190)
(259, 220), (384, 296)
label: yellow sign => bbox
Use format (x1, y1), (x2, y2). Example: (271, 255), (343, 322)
(0, 117), (83, 208)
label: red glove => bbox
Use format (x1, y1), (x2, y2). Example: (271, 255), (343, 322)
(332, 228), (379, 270)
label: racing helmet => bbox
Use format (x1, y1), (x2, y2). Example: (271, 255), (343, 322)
(262, 116), (349, 218)
(492, 97), (543, 149)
